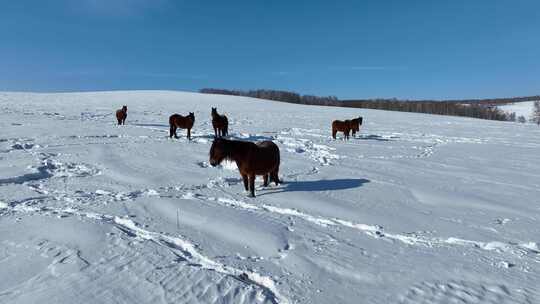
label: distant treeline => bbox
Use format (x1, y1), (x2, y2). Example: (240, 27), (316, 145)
(341, 100), (512, 121)
(199, 88), (340, 106)
(199, 88), (536, 121)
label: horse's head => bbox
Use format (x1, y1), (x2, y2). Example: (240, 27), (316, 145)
(211, 107), (217, 115)
(358, 117), (363, 125)
(189, 112), (195, 121)
(351, 119), (360, 131)
(209, 138), (227, 166)
(122, 105), (127, 112)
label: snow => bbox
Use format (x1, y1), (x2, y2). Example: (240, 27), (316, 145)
(499, 100), (538, 120)
(1, 91), (540, 303)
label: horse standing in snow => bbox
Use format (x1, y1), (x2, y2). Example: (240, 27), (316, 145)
(211, 107), (228, 138)
(332, 119), (352, 140)
(209, 138), (280, 197)
(116, 106), (127, 125)
(169, 112), (195, 140)
(349, 117), (363, 137)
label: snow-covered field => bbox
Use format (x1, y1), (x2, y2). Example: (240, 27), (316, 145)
(1, 91), (539, 304)
(499, 101), (537, 120)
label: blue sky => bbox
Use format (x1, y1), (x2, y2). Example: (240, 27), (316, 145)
(1, 0), (538, 99)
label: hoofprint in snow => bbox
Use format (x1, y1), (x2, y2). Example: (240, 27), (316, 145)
(1, 91), (540, 304)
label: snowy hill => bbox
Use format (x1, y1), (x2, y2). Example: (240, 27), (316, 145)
(1, 91), (539, 303)
(499, 100), (538, 121)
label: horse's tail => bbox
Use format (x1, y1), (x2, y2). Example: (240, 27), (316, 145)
(271, 143), (281, 185)
(223, 117), (229, 136)
(169, 114), (177, 126)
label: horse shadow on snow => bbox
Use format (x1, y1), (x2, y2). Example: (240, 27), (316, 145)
(258, 178), (370, 196)
(354, 134), (395, 142)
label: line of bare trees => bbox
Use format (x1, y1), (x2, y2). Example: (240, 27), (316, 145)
(199, 88), (339, 106)
(200, 88), (533, 122)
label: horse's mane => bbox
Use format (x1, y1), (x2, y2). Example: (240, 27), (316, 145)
(212, 138), (253, 162)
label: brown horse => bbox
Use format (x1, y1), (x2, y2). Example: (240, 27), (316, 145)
(169, 112), (195, 140)
(349, 116), (363, 137)
(116, 105), (127, 125)
(209, 138), (280, 197)
(211, 107), (228, 138)
(332, 120), (351, 140)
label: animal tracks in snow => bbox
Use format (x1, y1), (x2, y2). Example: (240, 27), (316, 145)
(176, 189), (540, 266)
(3, 203), (289, 304)
(0, 153), (100, 187)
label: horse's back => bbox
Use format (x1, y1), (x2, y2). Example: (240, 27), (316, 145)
(170, 114), (193, 128)
(255, 141), (280, 164)
(256, 140), (279, 151)
(332, 120), (348, 130)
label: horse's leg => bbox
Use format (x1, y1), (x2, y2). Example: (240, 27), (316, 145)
(187, 128), (191, 140)
(241, 174), (249, 191)
(332, 128), (337, 139)
(263, 174), (269, 187)
(169, 125), (174, 138)
(248, 174), (256, 197)
(173, 126), (179, 139)
(271, 170), (280, 186)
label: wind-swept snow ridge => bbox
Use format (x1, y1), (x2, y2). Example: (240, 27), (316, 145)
(1, 196), (288, 304)
(112, 217), (289, 304)
(199, 195), (540, 260)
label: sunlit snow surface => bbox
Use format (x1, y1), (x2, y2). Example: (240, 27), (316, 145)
(1, 91), (539, 303)
(499, 101), (537, 121)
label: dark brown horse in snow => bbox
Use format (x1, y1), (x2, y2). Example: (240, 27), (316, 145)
(209, 138), (280, 197)
(211, 107), (228, 138)
(169, 112), (195, 140)
(116, 106), (127, 125)
(349, 117), (363, 137)
(332, 119), (352, 140)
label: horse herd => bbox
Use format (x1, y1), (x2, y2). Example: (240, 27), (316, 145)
(114, 105), (363, 197)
